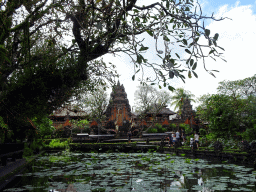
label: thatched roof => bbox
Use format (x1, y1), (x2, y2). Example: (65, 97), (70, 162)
(51, 106), (87, 117)
(142, 104), (176, 115)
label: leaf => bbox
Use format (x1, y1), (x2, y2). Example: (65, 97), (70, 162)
(169, 71), (174, 79)
(190, 59), (194, 67)
(168, 86), (175, 91)
(213, 40), (217, 46)
(135, 69), (140, 74)
(132, 75), (135, 81)
(139, 46), (149, 51)
(175, 53), (180, 59)
(192, 71), (198, 78)
(62, 47), (68, 53)
(159, 85), (162, 89)
(163, 35), (170, 41)
(137, 54), (142, 64)
(166, 1), (169, 9)
(208, 40), (212, 46)
(188, 71), (192, 78)
(164, 82), (166, 87)
(72, 39), (76, 44)
(205, 29), (210, 37)
(185, 7), (190, 11)
(209, 72), (216, 78)
(192, 62), (197, 70)
(173, 70), (179, 77)
(151, 83), (156, 85)
(185, 49), (191, 54)
(96, 0), (102, 3)
(133, 9), (139, 13)
(146, 30), (153, 37)
(182, 39), (187, 45)
(135, 17), (140, 22)
(213, 33), (219, 41)
(209, 49), (214, 55)
(218, 46), (225, 51)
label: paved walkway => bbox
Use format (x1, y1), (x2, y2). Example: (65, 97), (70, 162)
(0, 158), (27, 178)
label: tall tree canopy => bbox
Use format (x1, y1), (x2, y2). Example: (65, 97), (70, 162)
(217, 74), (256, 99)
(170, 87), (195, 112)
(0, 0), (226, 140)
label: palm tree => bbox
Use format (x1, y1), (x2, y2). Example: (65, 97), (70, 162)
(170, 88), (195, 113)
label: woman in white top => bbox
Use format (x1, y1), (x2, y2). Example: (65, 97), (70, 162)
(194, 132), (199, 149)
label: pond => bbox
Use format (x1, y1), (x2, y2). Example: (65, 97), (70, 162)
(3, 151), (256, 191)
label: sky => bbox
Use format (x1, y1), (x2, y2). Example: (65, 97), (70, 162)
(100, 0), (256, 112)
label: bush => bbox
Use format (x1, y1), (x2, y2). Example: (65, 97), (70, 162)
(23, 142), (33, 157)
(48, 139), (68, 148)
(147, 128), (158, 133)
(199, 128), (206, 136)
(179, 123), (192, 133)
(158, 127), (167, 133)
(213, 141), (223, 152)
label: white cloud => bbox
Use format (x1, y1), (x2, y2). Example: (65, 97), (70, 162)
(102, 1), (256, 112)
(182, 1), (256, 109)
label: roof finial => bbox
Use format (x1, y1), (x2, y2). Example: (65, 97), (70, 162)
(117, 80), (120, 86)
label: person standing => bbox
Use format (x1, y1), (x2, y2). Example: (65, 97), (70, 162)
(176, 130), (180, 144)
(127, 131), (132, 143)
(168, 133), (173, 147)
(194, 132), (199, 149)
(172, 133), (176, 146)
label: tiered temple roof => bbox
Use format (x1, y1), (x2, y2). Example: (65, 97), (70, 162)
(105, 80), (132, 126)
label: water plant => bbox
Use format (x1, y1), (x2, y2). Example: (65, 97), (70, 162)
(3, 152), (256, 192)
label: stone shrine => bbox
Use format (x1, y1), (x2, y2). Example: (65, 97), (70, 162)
(104, 80), (132, 131)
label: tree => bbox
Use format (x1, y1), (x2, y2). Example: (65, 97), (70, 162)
(217, 74), (256, 99)
(170, 87), (195, 112)
(1, 0), (227, 141)
(196, 94), (243, 139)
(134, 84), (171, 131)
(134, 85), (158, 114)
(81, 85), (109, 134)
(32, 115), (55, 139)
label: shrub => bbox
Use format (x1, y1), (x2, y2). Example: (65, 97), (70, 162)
(179, 123), (192, 133)
(155, 123), (162, 129)
(213, 141), (223, 152)
(48, 139), (68, 148)
(199, 128), (206, 136)
(23, 142), (33, 157)
(147, 128), (158, 133)
(158, 127), (167, 133)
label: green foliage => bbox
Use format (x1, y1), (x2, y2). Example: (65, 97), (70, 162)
(147, 123), (167, 133)
(169, 123), (176, 130)
(197, 94), (242, 139)
(32, 116), (55, 139)
(170, 88), (196, 112)
(47, 139), (69, 149)
(199, 128), (206, 136)
(236, 124), (256, 142)
(1, 0), (226, 143)
(179, 123), (192, 133)
(71, 119), (90, 133)
(23, 142), (33, 157)
(147, 128), (158, 133)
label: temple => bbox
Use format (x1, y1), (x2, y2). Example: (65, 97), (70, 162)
(50, 81), (201, 136)
(104, 80), (132, 132)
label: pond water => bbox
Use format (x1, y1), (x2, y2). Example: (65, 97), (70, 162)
(3, 151), (256, 192)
